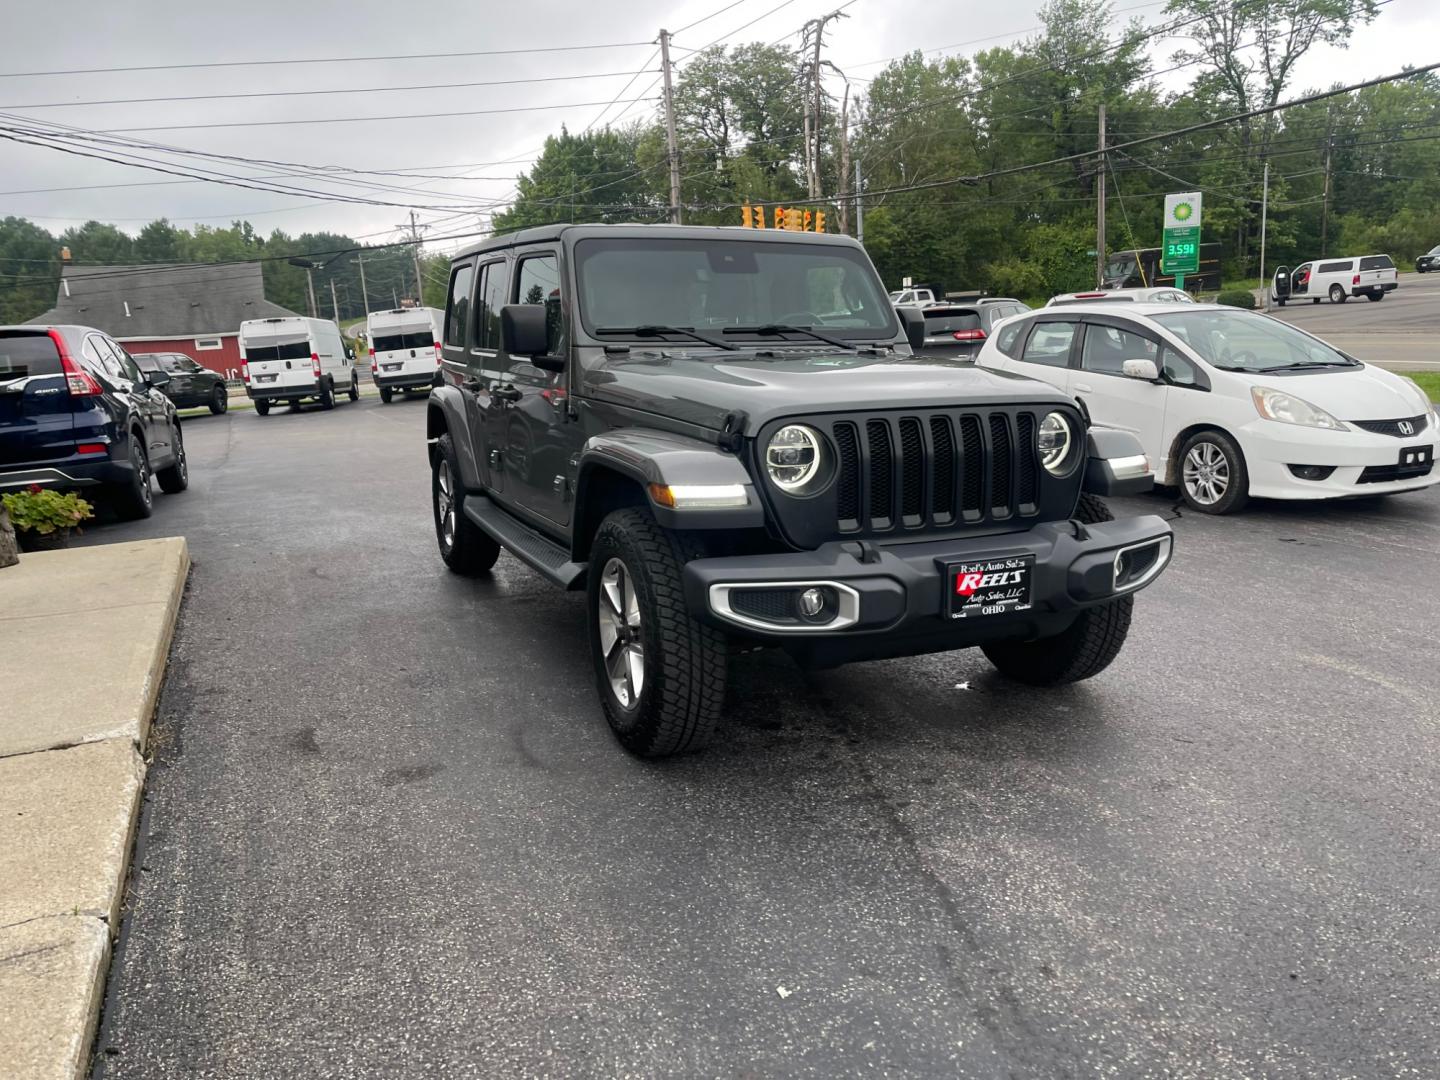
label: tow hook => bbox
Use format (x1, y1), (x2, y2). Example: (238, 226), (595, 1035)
(844, 540), (882, 565)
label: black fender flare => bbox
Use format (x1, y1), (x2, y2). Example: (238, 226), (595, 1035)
(425, 385), (483, 491)
(573, 428), (765, 557)
(1082, 427), (1154, 497)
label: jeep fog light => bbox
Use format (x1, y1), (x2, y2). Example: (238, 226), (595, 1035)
(1039, 411), (1074, 474)
(766, 425), (825, 492)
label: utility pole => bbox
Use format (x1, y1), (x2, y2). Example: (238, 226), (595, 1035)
(1096, 101), (1107, 288)
(408, 211), (425, 305)
(1259, 161), (1270, 312)
(304, 267), (318, 318)
(1320, 105), (1334, 258)
(330, 277), (341, 323)
(658, 29), (682, 225)
(855, 159), (864, 243)
(357, 251), (370, 316)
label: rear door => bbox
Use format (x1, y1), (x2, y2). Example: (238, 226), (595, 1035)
(1071, 318), (1170, 466)
(919, 306), (983, 357)
(1358, 255), (1396, 291)
(245, 333), (313, 390)
(0, 330), (74, 470)
(1004, 318), (1080, 395)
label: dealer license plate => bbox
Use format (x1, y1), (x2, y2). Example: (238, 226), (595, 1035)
(945, 555), (1035, 619)
(255, 374), (276, 383)
(383, 363), (403, 372)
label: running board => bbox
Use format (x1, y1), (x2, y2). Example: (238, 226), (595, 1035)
(463, 495), (586, 589)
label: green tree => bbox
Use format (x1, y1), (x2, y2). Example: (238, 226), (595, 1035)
(59, 221), (134, 264)
(133, 219), (191, 264)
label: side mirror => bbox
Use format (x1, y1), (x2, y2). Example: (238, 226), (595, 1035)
(145, 369), (171, 388)
(501, 304), (549, 358)
(899, 307), (926, 350)
(1122, 358), (1160, 382)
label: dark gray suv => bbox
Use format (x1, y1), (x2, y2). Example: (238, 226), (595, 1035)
(426, 225), (1172, 757)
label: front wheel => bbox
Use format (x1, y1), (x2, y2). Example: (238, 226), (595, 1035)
(1179, 429), (1249, 514)
(1312, 298), (1321, 305)
(1330, 284), (1347, 303)
(587, 508), (728, 758)
(155, 425), (189, 494)
(348, 374), (360, 401)
(208, 385), (228, 415)
(433, 433), (499, 576)
(1276, 298), (1286, 307)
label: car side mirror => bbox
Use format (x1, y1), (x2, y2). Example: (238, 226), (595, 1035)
(145, 369), (171, 388)
(1122, 358), (1160, 382)
(899, 307), (926, 350)
(501, 304), (550, 358)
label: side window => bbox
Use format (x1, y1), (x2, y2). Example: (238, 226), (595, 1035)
(1082, 324), (1158, 376)
(1318, 261), (1352, 274)
(444, 263), (474, 348)
(133, 355), (159, 373)
(159, 356), (183, 373)
(84, 336), (124, 381)
(110, 341), (143, 383)
(474, 260), (506, 351)
(178, 356), (204, 373)
(1020, 321), (1078, 367)
(515, 254), (565, 356)
(995, 321), (1024, 358)
(1161, 347), (1203, 388)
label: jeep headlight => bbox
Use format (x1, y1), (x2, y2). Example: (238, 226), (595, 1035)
(1038, 411), (1074, 474)
(1251, 386), (1348, 431)
(766, 425), (824, 492)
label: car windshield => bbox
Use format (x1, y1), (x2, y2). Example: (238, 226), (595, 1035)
(576, 238), (896, 342)
(1152, 310), (1360, 372)
(1429, 246), (1440, 256)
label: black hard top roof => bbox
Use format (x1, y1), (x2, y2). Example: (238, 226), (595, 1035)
(451, 222), (863, 262)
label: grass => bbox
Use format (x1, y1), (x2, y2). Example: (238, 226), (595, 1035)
(1407, 373), (1440, 402)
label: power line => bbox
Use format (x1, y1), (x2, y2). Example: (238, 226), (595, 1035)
(0, 42), (657, 79)
(674, 0), (757, 35)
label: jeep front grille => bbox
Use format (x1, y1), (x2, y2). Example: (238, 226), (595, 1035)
(810, 407), (1052, 538)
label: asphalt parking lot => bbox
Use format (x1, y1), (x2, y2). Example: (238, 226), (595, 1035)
(85, 398), (1440, 1078)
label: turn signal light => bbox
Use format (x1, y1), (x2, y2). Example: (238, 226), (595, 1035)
(952, 329), (986, 341)
(647, 483), (748, 509)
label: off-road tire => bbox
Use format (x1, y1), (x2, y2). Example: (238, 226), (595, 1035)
(155, 425), (189, 494)
(1329, 284), (1346, 303)
(319, 379), (335, 410)
(433, 433), (499, 576)
(255, 398), (270, 416)
(588, 507), (727, 758)
(1073, 492), (1115, 525)
(1177, 428), (1249, 515)
(380, 386), (393, 404)
(208, 386), (228, 415)
(982, 594), (1134, 686)
(112, 438), (154, 520)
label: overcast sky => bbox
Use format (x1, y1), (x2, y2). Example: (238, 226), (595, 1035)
(2, 0), (1434, 256)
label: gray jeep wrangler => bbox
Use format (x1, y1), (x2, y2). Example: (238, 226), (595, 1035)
(427, 224), (1173, 757)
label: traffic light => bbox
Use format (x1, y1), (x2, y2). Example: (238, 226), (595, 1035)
(813, 209), (826, 233)
(773, 206), (786, 229)
(802, 210), (813, 232)
(783, 207), (804, 231)
(742, 205), (755, 228)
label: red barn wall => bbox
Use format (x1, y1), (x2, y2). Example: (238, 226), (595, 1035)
(117, 335), (244, 380)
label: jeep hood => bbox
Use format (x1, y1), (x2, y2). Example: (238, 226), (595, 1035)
(583, 350), (1074, 433)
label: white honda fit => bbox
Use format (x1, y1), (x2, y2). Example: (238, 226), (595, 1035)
(976, 303), (1439, 513)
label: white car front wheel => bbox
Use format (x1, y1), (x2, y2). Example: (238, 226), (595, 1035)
(1179, 430), (1250, 515)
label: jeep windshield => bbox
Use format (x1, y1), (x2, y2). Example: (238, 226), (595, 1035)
(1152, 310), (1362, 372)
(575, 237), (896, 344)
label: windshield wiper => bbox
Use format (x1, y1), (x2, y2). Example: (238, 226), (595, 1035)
(594, 324), (738, 351)
(1282, 361), (1361, 370)
(723, 323), (859, 351)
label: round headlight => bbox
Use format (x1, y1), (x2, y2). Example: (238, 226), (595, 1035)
(766, 425), (824, 491)
(1038, 412), (1074, 474)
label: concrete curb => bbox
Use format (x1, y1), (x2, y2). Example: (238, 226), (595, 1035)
(0, 537), (189, 1080)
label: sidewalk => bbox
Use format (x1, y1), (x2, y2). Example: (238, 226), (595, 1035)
(0, 538), (188, 1080)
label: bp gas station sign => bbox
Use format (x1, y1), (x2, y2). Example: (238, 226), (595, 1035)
(1162, 192), (1202, 287)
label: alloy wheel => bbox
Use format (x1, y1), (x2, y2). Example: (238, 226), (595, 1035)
(597, 557), (645, 709)
(435, 459), (456, 549)
(134, 445), (152, 508)
(1183, 441), (1229, 506)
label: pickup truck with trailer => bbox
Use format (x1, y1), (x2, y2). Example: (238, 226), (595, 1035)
(426, 224), (1174, 757)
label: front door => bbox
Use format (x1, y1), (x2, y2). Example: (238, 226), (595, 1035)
(1290, 262), (1313, 299)
(496, 250), (575, 527)
(1071, 320), (1169, 468)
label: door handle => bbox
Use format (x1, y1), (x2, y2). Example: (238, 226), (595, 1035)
(1073, 382), (1094, 393)
(492, 384), (523, 403)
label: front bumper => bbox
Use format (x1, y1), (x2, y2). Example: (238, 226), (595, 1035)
(1239, 419), (1440, 499)
(682, 515), (1173, 665)
(246, 379), (322, 401)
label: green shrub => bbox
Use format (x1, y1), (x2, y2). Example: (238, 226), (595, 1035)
(1215, 289), (1257, 309)
(1, 485), (94, 534)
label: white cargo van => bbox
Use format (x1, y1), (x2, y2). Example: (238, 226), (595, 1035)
(1272, 254), (1398, 305)
(239, 317), (357, 416)
(366, 307), (444, 403)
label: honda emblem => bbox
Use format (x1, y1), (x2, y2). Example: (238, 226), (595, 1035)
(1398, 420), (1415, 435)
